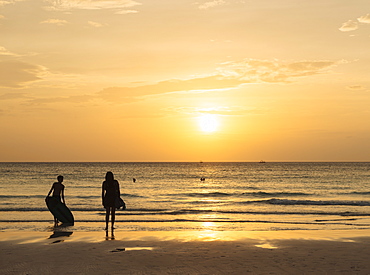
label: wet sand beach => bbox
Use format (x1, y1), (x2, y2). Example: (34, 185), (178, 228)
(1, 230), (370, 274)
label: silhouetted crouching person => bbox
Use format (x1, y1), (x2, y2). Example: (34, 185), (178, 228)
(102, 171), (121, 230)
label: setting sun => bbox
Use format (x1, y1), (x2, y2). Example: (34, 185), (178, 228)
(198, 114), (219, 133)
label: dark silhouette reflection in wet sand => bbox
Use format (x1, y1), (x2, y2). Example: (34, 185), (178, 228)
(48, 230), (73, 244)
(49, 231), (73, 239)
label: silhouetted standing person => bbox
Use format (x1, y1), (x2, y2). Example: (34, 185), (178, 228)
(102, 171), (121, 231)
(46, 175), (65, 226)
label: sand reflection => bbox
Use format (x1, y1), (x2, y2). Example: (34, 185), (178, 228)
(255, 243), (278, 249)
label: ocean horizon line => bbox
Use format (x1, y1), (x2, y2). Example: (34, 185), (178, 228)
(1, 161), (369, 163)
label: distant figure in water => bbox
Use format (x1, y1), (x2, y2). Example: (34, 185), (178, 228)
(133, 178), (136, 183)
(200, 177), (206, 181)
(46, 175), (65, 226)
(102, 171), (121, 231)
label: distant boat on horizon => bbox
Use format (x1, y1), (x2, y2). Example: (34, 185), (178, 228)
(259, 160), (266, 163)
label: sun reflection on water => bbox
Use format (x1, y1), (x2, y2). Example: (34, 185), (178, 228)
(196, 217), (220, 241)
(202, 221), (215, 228)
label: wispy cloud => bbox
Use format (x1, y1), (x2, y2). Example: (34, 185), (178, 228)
(40, 19), (69, 26)
(97, 59), (340, 103)
(44, 0), (141, 14)
(196, 0), (244, 10)
(339, 13), (370, 32)
(217, 59), (338, 83)
(0, 0), (23, 7)
(339, 20), (358, 32)
(27, 94), (94, 105)
(0, 46), (19, 56)
(358, 14), (370, 24)
(198, 0), (226, 10)
(88, 21), (106, 27)
(0, 61), (45, 88)
(347, 85), (366, 91)
(97, 76), (245, 102)
(0, 92), (29, 100)
(115, 9), (138, 14)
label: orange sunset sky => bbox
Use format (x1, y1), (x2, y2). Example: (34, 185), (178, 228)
(1, 0), (369, 162)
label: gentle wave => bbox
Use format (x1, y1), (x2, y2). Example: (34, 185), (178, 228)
(242, 198), (370, 207)
(242, 191), (312, 197)
(0, 195), (46, 199)
(348, 191), (370, 195)
(181, 191), (313, 198)
(185, 192), (231, 197)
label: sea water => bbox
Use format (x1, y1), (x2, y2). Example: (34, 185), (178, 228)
(1, 162), (370, 232)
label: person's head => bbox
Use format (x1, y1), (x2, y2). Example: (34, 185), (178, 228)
(57, 175), (64, 182)
(105, 171), (114, 181)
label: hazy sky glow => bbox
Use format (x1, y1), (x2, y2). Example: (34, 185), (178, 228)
(1, 0), (369, 161)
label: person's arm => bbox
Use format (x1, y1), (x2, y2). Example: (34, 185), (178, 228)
(61, 187), (65, 204)
(102, 182), (105, 206)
